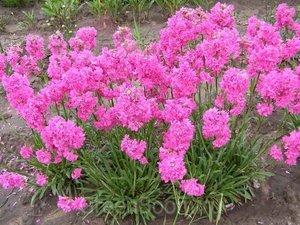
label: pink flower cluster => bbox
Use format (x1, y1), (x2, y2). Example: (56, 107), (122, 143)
(71, 168), (82, 179)
(257, 68), (298, 114)
(57, 196), (87, 212)
(36, 174), (48, 186)
(180, 178), (205, 197)
(202, 108), (231, 148)
(0, 171), (25, 190)
(217, 68), (249, 115)
(41, 116), (85, 162)
(121, 135), (148, 164)
(270, 130), (300, 165)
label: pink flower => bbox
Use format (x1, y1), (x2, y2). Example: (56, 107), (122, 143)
(202, 108), (231, 148)
(25, 34), (45, 60)
(274, 3), (297, 31)
(0, 172), (25, 190)
(71, 197), (87, 211)
(220, 68), (249, 105)
(162, 119), (195, 155)
(20, 146), (33, 159)
(256, 103), (273, 117)
(121, 135), (148, 164)
(258, 69), (298, 108)
(57, 196), (73, 212)
(270, 145), (283, 161)
(65, 91), (97, 121)
(113, 85), (153, 131)
(282, 130), (300, 165)
(71, 168), (82, 179)
(41, 116), (85, 160)
(113, 26), (136, 51)
(158, 153), (187, 183)
(57, 196), (87, 212)
(48, 31), (67, 54)
(180, 178), (205, 197)
(36, 149), (52, 165)
(69, 27), (97, 52)
(36, 174), (48, 186)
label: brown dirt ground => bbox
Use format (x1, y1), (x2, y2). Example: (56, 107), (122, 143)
(1, 0), (300, 224)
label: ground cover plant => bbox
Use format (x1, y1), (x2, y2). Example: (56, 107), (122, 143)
(0, 2), (300, 225)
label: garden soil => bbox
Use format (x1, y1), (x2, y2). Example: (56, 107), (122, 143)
(1, 0), (300, 224)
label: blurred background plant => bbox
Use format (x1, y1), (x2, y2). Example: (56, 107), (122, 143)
(41, 0), (83, 36)
(18, 10), (35, 30)
(86, 0), (106, 17)
(0, 0), (31, 7)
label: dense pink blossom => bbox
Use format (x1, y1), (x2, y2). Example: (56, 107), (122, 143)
(158, 7), (199, 65)
(170, 59), (200, 98)
(202, 108), (231, 148)
(220, 68), (249, 103)
(48, 31), (67, 54)
(57, 196), (73, 212)
(47, 54), (72, 80)
(36, 174), (48, 186)
(5, 46), (23, 71)
(201, 28), (239, 74)
(57, 196), (87, 212)
(209, 2), (235, 29)
(1, 73), (34, 111)
(69, 27), (97, 52)
(180, 178), (205, 196)
(65, 91), (97, 121)
(270, 145), (283, 161)
(121, 134), (148, 164)
(71, 168), (82, 179)
(0, 171), (25, 190)
(162, 119), (195, 155)
(97, 47), (133, 83)
(158, 153), (187, 183)
(162, 97), (196, 123)
(282, 130), (300, 165)
(113, 26), (136, 51)
(71, 197), (88, 211)
(280, 37), (300, 60)
(25, 34), (45, 60)
(274, 3), (297, 31)
(93, 106), (118, 132)
(36, 149), (52, 165)
(41, 116), (85, 160)
(258, 68), (298, 108)
(256, 103), (273, 117)
(20, 146), (33, 159)
(247, 45), (281, 77)
(112, 85), (153, 131)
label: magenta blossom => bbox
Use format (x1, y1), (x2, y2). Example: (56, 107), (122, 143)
(36, 174), (48, 186)
(20, 146), (33, 159)
(71, 168), (82, 179)
(180, 178), (205, 197)
(121, 135), (148, 164)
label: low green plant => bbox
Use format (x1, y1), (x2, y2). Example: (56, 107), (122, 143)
(128, 0), (154, 22)
(0, 17), (5, 32)
(104, 0), (129, 22)
(18, 10), (35, 30)
(86, 0), (106, 17)
(41, 0), (84, 33)
(80, 123), (165, 224)
(1, 0), (31, 7)
(154, 0), (188, 17)
(190, 0), (213, 10)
